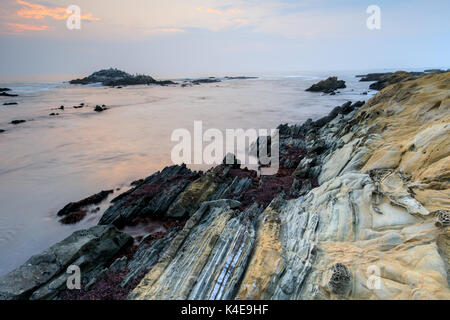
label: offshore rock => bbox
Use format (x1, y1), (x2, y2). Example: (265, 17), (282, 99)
(306, 77), (346, 94)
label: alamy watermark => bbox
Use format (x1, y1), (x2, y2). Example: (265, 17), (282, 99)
(366, 265), (381, 290)
(67, 5), (81, 30)
(66, 265), (81, 290)
(367, 5), (381, 30)
(171, 121), (279, 176)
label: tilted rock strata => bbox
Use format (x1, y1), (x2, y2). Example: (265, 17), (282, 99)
(0, 225), (132, 300)
(132, 72), (450, 300)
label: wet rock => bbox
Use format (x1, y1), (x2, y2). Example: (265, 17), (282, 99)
(99, 165), (198, 226)
(0, 88), (11, 92)
(49, 113), (59, 116)
(57, 190), (114, 224)
(59, 210), (87, 224)
(0, 225), (132, 300)
(94, 105), (108, 112)
(191, 78), (221, 85)
(0, 129), (5, 133)
(3, 102), (18, 106)
(306, 77), (346, 94)
(0, 92), (18, 97)
(11, 120), (26, 125)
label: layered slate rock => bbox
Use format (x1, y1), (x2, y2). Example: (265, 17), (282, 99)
(129, 200), (260, 300)
(0, 225), (132, 300)
(99, 165), (199, 226)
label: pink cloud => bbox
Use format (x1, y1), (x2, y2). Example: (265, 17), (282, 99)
(5, 22), (49, 32)
(16, 0), (100, 21)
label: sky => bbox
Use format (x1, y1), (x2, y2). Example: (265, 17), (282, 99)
(0, 0), (449, 79)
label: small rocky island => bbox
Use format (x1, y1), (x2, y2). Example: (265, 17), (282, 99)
(306, 76), (346, 94)
(70, 68), (176, 87)
(0, 88), (18, 97)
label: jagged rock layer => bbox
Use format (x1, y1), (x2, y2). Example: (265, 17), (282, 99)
(130, 72), (450, 300)
(1, 72), (449, 300)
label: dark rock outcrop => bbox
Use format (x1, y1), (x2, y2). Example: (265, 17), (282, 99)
(57, 190), (114, 224)
(224, 76), (258, 80)
(70, 68), (176, 87)
(357, 72), (393, 82)
(0, 225), (132, 300)
(94, 105), (108, 112)
(357, 70), (447, 91)
(11, 120), (26, 125)
(306, 76), (346, 94)
(368, 71), (417, 90)
(0, 92), (18, 97)
(191, 78), (221, 85)
(99, 164), (199, 226)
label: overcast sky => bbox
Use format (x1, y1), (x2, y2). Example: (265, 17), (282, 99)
(0, 0), (449, 79)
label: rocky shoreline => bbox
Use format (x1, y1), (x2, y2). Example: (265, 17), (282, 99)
(1, 71), (449, 300)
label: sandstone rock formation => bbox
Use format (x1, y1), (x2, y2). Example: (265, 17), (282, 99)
(1, 72), (449, 300)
